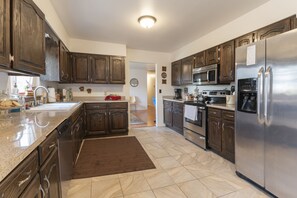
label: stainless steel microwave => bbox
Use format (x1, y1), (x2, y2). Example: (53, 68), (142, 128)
(192, 64), (218, 85)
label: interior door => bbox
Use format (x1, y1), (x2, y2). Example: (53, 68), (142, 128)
(265, 29), (297, 198)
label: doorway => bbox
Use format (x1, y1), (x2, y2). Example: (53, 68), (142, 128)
(129, 62), (156, 128)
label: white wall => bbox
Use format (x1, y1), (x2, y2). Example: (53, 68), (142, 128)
(126, 49), (172, 126)
(147, 71), (156, 106)
(129, 66), (148, 110)
(172, 0), (297, 61)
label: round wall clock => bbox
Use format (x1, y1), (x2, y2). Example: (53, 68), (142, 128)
(130, 78), (139, 87)
(161, 72), (167, 79)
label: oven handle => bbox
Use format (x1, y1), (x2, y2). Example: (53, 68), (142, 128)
(206, 71), (209, 82)
(198, 106), (205, 110)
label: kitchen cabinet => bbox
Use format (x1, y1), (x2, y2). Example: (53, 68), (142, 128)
(12, 0), (45, 74)
(207, 108), (235, 162)
(205, 46), (219, 65)
(194, 51), (205, 68)
(90, 55), (109, 83)
(163, 100), (183, 135)
(219, 40), (235, 84)
(109, 56), (125, 84)
(181, 56), (194, 85)
(171, 60), (181, 86)
(59, 41), (71, 82)
(85, 102), (128, 137)
(235, 32), (255, 48)
(0, 0), (10, 68)
(19, 174), (42, 198)
(72, 53), (90, 83)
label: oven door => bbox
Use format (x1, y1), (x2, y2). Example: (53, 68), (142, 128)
(184, 106), (206, 136)
(193, 64), (217, 85)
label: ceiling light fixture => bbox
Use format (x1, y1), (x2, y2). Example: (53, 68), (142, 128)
(138, 15), (157, 29)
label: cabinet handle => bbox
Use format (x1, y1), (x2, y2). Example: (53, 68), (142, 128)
(222, 123), (225, 131)
(105, 112), (107, 116)
(48, 143), (56, 149)
(40, 185), (46, 198)
(44, 176), (51, 193)
(18, 171), (32, 187)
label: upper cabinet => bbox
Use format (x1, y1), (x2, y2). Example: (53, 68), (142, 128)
(181, 56), (194, 85)
(71, 53), (125, 84)
(171, 60), (181, 86)
(12, 0), (45, 74)
(59, 41), (71, 83)
(220, 40), (235, 84)
(235, 32), (255, 48)
(109, 56), (125, 84)
(205, 46), (219, 65)
(0, 0), (10, 68)
(194, 51), (205, 68)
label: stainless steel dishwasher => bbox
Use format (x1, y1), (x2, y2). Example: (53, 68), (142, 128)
(57, 119), (73, 198)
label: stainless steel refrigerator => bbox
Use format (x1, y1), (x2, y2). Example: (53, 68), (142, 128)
(235, 29), (297, 198)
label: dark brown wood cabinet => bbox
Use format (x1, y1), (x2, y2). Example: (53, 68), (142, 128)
(219, 40), (235, 84)
(12, 0), (45, 74)
(0, 0), (10, 68)
(205, 46), (218, 65)
(181, 56), (194, 85)
(207, 108), (235, 162)
(19, 174), (42, 198)
(59, 41), (71, 82)
(72, 53), (90, 83)
(85, 103), (128, 137)
(163, 100), (183, 135)
(109, 56), (125, 84)
(90, 55), (109, 83)
(194, 51), (205, 68)
(235, 32), (255, 48)
(171, 60), (181, 86)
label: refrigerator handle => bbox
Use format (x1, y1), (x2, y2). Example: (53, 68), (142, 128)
(257, 67), (264, 124)
(264, 66), (272, 126)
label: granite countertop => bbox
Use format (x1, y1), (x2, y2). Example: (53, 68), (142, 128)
(163, 96), (186, 103)
(0, 98), (129, 183)
(207, 104), (235, 111)
(72, 96), (129, 103)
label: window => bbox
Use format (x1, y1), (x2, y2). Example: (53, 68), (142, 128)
(8, 76), (40, 94)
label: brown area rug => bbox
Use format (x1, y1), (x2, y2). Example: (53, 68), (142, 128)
(73, 136), (155, 179)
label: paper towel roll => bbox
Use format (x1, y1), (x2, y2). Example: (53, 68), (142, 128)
(48, 88), (56, 103)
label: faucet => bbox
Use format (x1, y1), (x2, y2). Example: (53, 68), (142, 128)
(34, 86), (49, 106)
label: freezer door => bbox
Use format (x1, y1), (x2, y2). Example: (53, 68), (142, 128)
(235, 40), (265, 187)
(265, 29), (297, 198)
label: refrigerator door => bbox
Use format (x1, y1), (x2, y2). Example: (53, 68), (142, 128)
(265, 29), (297, 198)
(235, 40), (265, 187)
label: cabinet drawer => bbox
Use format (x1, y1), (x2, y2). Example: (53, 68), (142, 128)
(222, 110), (235, 121)
(108, 102), (128, 109)
(0, 151), (38, 198)
(208, 108), (221, 118)
(39, 130), (58, 165)
(85, 103), (107, 110)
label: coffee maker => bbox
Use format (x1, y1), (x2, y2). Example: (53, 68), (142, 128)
(174, 88), (182, 99)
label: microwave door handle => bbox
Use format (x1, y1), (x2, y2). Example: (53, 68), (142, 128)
(257, 67), (264, 124)
(206, 71), (209, 82)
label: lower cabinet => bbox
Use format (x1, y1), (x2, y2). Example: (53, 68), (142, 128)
(85, 102), (128, 137)
(163, 100), (184, 135)
(19, 174), (42, 198)
(207, 108), (235, 162)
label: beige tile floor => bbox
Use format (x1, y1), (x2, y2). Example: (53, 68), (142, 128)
(67, 127), (270, 198)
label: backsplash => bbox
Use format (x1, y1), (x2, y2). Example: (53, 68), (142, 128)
(0, 72), (8, 91)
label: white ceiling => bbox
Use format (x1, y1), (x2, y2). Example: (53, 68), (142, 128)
(50, 0), (270, 52)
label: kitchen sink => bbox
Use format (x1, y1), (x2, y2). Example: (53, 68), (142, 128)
(28, 102), (79, 111)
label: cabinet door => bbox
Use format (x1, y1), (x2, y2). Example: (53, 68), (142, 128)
(205, 46), (218, 65)
(163, 101), (172, 127)
(39, 150), (61, 198)
(59, 42), (71, 82)
(19, 174), (42, 198)
(194, 51), (205, 68)
(90, 55), (109, 83)
(220, 40), (235, 84)
(171, 60), (181, 86)
(235, 32), (254, 48)
(109, 56), (125, 84)
(109, 109), (128, 134)
(172, 103), (184, 134)
(0, 0), (10, 68)
(256, 17), (291, 41)
(208, 117), (222, 152)
(72, 54), (90, 83)
(181, 56), (193, 85)
(86, 110), (108, 136)
(12, 0), (45, 74)
(222, 120), (235, 163)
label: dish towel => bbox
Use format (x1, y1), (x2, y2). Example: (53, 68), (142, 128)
(184, 105), (197, 121)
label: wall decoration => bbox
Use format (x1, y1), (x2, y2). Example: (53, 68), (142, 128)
(162, 66), (166, 72)
(87, 88), (92, 94)
(79, 86), (84, 91)
(161, 72), (167, 79)
(130, 78), (139, 87)
(162, 79), (167, 84)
